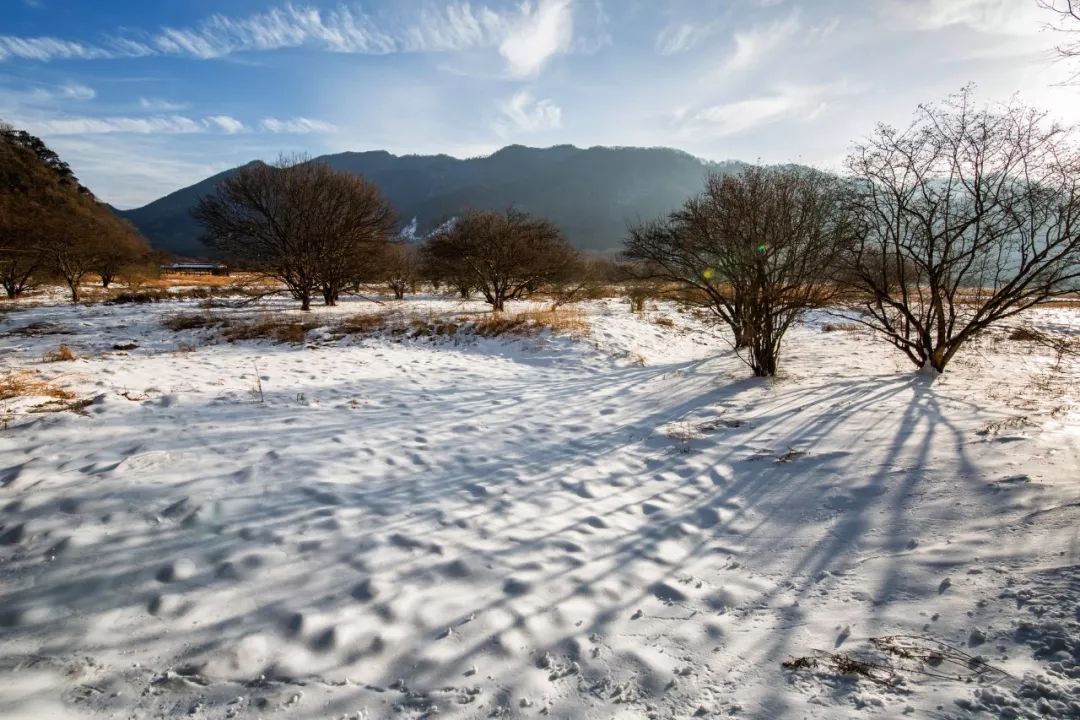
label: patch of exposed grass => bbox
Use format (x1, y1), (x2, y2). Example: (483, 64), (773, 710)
(0, 370), (76, 402)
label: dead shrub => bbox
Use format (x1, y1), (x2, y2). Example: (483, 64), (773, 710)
(43, 343), (77, 362)
(654, 316), (675, 328)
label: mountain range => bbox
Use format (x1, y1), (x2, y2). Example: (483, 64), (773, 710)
(115, 145), (741, 257)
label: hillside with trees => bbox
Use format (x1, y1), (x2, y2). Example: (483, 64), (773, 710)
(0, 123), (149, 301)
(116, 145), (741, 257)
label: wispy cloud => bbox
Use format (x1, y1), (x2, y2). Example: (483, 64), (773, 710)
(22, 113), (331, 136)
(0, 1), (581, 78)
(890, 0), (1044, 35)
(655, 22), (717, 56)
(494, 91), (562, 135)
(0, 36), (107, 61)
(260, 116), (337, 133)
(29, 115), (206, 135)
(721, 11), (800, 73)
(688, 83), (846, 137)
(29, 82), (95, 101)
(138, 97), (188, 112)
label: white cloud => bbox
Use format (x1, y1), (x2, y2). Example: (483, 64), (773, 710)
(260, 116), (337, 133)
(494, 91), (562, 135)
(498, 0), (574, 77)
(722, 11), (800, 73)
(0, 1), (580, 78)
(204, 115), (245, 133)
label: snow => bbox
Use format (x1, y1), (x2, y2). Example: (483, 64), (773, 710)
(0, 291), (1078, 719)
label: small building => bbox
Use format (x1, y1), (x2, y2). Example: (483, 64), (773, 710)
(161, 263), (230, 276)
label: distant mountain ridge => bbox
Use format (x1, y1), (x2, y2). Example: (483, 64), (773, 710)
(116, 145), (743, 257)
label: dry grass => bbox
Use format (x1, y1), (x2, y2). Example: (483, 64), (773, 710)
(164, 312), (319, 344)
(164, 313), (222, 332)
(0, 370), (76, 402)
(332, 311), (395, 336)
(472, 308), (588, 338)
(822, 322), (863, 333)
(42, 343), (77, 362)
(221, 315), (319, 343)
(138, 272), (271, 290)
(1007, 326), (1049, 342)
(331, 307), (588, 341)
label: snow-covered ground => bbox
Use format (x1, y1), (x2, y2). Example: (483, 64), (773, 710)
(0, 292), (1078, 719)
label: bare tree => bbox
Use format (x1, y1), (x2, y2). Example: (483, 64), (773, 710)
(423, 209), (580, 311)
(1039, 0), (1080, 69)
(194, 157), (396, 310)
(626, 166), (854, 376)
(381, 241), (422, 300)
(843, 88), (1080, 374)
(94, 221), (148, 288)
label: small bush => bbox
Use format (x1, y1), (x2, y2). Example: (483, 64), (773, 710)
(43, 344), (77, 362)
(654, 316), (675, 328)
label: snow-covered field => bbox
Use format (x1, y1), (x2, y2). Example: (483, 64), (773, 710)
(1, 291), (1078, 719)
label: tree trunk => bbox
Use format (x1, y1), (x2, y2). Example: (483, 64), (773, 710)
(68, 281), (80, 304)
(101, 275), (113, 288)
(458, 285), (470, 299)
(492, 296), (505, 312)
(300, 293), (311, 311)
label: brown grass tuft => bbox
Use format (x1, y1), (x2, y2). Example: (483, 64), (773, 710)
(43, 343), (77, 362)
(0, 370), (76, 402)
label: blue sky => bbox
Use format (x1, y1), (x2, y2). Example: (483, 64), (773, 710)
(2, 0), (1078, 208)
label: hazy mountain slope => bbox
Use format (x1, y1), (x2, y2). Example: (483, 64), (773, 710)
(115, 145), (740, 257)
